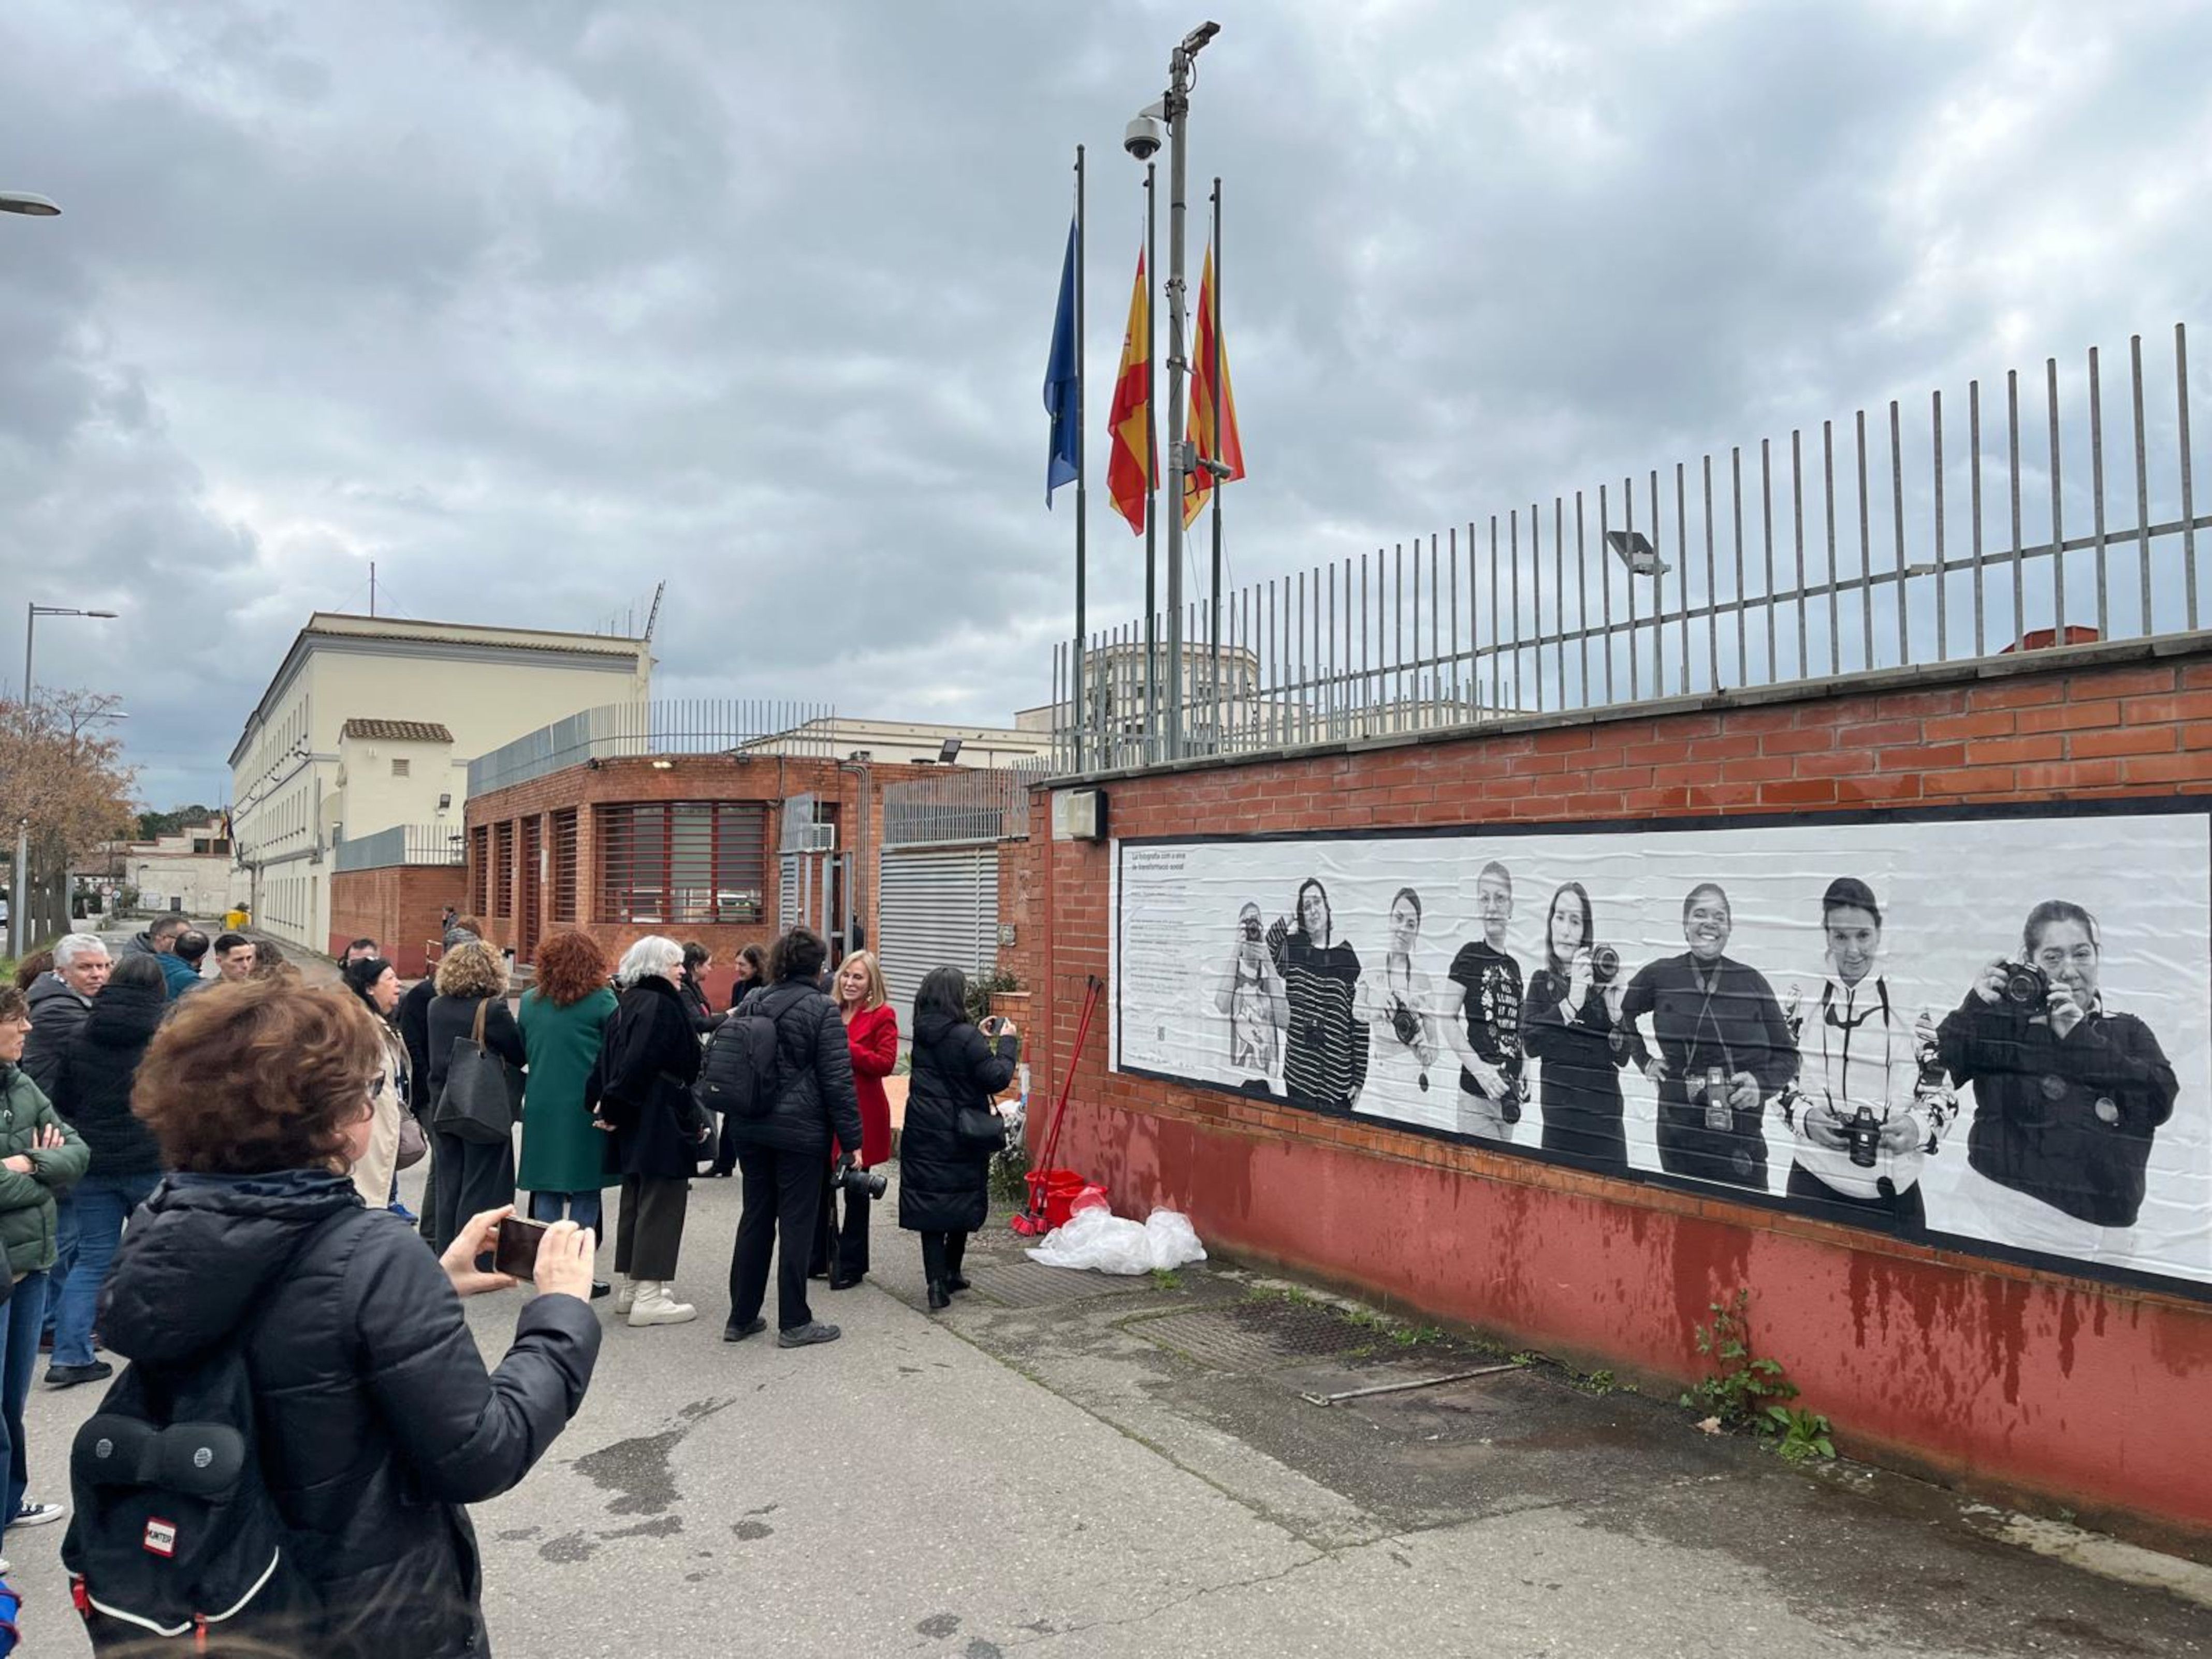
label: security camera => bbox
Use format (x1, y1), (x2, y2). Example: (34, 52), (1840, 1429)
(1124, 112), (1163, 161)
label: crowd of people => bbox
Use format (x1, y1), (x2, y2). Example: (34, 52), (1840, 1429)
(0, 911), (1021, 1652)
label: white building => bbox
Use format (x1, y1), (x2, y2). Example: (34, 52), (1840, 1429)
(739, 715), (1054, 768)
(228, 612), (650, 954)
(110, 819), (238, 919)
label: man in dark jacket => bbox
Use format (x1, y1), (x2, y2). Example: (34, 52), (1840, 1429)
(723, 928), (863, 1348)
(123, 915), (200, 999)
(24, 934), (108, 1347)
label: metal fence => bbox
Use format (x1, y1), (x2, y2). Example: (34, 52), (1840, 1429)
(1053, 323), (2212, 772)
(467, 700), (836, 796)
(882, 767), (1047, 848)
(333, 823), (464, 872)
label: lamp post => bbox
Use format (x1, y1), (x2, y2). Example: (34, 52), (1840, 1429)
(11, 604), (118, 957)
(1130, 21), (1220, 761)
(0, 192), (60, 217)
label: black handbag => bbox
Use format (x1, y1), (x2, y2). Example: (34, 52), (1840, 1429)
(955, 1099), (1009, 1152)
(432, 999), (519, 1145)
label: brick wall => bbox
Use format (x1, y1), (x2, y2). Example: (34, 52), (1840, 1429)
(995, 836), (1041, 993)
(1018, 639), (2212, 1548)
(328, 865), (467, 979)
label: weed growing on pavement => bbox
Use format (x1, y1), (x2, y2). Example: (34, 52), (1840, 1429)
(1390, 1323), (1444, 1347)
(1682, 1291), (1831, 1462)
(1509, 1351), (1539, 1367)
(988, 1142), (1030, 1205)
(1571, 1368), (1618, 1395)
(1150, 1268), (1183, 1291)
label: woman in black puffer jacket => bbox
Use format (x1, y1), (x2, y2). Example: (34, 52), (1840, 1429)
(46, 952), (168, 1386)
(900, 966), (1017, 1311)
(85, 978), (599, 1658)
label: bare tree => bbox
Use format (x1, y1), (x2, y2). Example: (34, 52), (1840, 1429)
(0, 688), (138, 865)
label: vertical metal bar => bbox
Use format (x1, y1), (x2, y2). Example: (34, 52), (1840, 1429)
(2089, 345), (2109, 639)
(1760, 438), (1776, 680)
(1554, 497), (1568, 707)
(1430, 532), (1442, 722)
(1466, 523), (1481, 714)
(1529, 510), (1545, 713)
(1650, 470), (1665, 695)
(1856, 411), (1873, 671)
(1823, 423), (1839, 675)
(1598, 486), (1613, 703)
(1268, 578), (1278, 748)
(1574, 494), (1589, 707)
(2009, 370), (2024, 650)
(1970, 381), (1985, 659)
(1490, 515), (1503, 712)
(1730, 447), (1747, 682)
(1325, 560), (1336, 740)
(2180, 324), (2199, 631)
(2131, 333), (2151, 637)
(1674, 465), (1689, 694)
(1623, 480), (1639, 698)
(1789, 436), (1805, 680)
(2048, 357), (2067, 639)
(1448, 527), (1461, 712)
(1702, 458), (1718, 691)
(1932, 390), (1947, 661)
(1510, 507), (1524, 711)
(1359, 551), (1370, 720)
(1890, 400), (1908, 667)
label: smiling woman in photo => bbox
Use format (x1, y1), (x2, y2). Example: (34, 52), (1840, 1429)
(1519, 881), (1637, 1173)
(1272, 877), (1367, 1114)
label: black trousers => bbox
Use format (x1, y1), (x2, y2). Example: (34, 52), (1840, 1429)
(810, 1158), (872, 1279)
(919, 1228), (969, 1288)
(730, 1147), (822, 1331)
(614, 1174), (690, 1281)
(1784, 1160), (1927, 1229)
(709, 1109), (740, 1177)
(428, 1130), (516, 1256)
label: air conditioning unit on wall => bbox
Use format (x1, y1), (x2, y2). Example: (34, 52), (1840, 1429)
(798, 824), (836, 854)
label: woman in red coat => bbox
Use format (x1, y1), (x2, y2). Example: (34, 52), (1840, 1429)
(816, 949), (898, 1289)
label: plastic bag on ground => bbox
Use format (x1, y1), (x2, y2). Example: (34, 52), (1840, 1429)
(1025, 1206), (1206, 1275)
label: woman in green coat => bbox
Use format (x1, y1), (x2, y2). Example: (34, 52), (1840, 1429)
(518, 932), (619, 1299)
(0, 982), (90, 1531)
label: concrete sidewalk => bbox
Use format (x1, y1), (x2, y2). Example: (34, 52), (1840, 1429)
(12, 1168), (2211, 1656)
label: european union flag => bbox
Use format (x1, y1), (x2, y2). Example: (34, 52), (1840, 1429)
(1044, 216), (1080, 505)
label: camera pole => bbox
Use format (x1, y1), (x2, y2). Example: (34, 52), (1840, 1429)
(1161, 19), (1220, 763)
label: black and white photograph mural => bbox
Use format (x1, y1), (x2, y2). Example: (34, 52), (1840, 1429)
(1113, 804), (2210, 1295)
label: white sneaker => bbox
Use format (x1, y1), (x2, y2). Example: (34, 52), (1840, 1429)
(613, 1276), (637, 1316)
(627, 1281), (697, 1327)
(11, 1500), (65, 1528)
(0, 1555), (11, 1573)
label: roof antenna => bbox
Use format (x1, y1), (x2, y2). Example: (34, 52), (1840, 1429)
(642, 579), (665, 643)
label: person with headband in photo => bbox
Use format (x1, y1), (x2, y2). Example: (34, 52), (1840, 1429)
(1352, 887), (1450, 1131)
(1268, 877), (1367, 1114)
(1938, 898), (2177, 1259)
(1618, 881), (1796, 1190)
(1519, 880), (1638, 1174)
(1783, 877), (1952, 1226)
(1212, 901), (1288, 1095)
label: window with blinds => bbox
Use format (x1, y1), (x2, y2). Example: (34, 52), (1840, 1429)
(492, 822), (515, 918)
(596, 802), (767, 925)
(551, 809), (579, 922)
(469, 826), (489, 916)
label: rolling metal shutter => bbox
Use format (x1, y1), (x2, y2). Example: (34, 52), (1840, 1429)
(877, 846), (998, 1031)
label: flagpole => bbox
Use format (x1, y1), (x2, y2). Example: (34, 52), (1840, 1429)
(1142, 161), (1158, 762)
(1209, 174), (1224, 755)
(1073, 145), (1087, 773)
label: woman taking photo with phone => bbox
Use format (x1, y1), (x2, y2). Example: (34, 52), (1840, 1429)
(900, 966), (1017, 1311)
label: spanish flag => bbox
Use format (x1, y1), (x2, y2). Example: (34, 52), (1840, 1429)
(1106, 250), (1154, 535)
(1181, 244), (1245, 528)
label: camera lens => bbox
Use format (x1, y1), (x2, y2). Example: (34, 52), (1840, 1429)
(1590, 944), (1620, 984)
(2002, 964), (2048, 1008)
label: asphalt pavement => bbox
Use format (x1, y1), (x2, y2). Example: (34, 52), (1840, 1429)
(10, 1153), (2211, 1657)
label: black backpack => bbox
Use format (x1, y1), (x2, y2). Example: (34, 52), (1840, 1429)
(61, 1213), (359, 1655)
(694, 986), (799, 1122)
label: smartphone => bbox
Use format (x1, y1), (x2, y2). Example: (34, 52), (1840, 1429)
(494, 1216), (550, 1282)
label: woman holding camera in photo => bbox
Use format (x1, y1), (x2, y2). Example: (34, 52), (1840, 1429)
(1352, 888), (1450, 1131)
(1937, 899), (2176, 1257)
(1783, 878), (1949, 1226)
(1212, 901), (1287, 1094)
(1518, 881), (1637, 1174)
(901, 966), (1018, 1312)
(586, 936), (710, 1327)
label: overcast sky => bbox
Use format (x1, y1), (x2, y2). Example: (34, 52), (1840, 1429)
(4, 0), (2210, 807)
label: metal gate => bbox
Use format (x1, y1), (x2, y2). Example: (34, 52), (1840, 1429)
(877, 846), (998, 1028)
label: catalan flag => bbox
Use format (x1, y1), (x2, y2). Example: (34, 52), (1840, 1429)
(1106, 249), (1154, 535)
(1181, 244), (1245, 528)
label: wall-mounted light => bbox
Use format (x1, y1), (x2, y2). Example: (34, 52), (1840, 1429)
(650, 759), (673, 770)
(937, 736), (964, 765)
(437, 792), (453, 810)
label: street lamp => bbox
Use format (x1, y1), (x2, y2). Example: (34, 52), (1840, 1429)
(1128, 19), (1220, 761)
(11, 604), (119, 957)
(0, 192), (60, 217)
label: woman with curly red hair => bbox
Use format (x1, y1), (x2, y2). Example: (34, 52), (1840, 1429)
(518, 930), (619, 1301)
